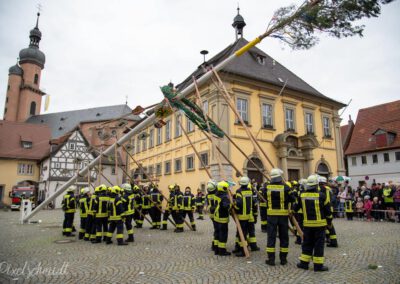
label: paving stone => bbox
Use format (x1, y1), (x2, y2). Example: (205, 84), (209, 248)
(0, 210), (399, 283)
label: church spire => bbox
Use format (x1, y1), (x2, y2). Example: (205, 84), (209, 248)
(29, 12), (42, 48)
(232, 6), (246, 40)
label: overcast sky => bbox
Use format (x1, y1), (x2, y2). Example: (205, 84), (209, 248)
(0, 0), (399, 125)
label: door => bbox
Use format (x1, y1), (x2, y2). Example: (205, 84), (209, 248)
(0, 185), (4, 203)
(288, 169), (300, 181)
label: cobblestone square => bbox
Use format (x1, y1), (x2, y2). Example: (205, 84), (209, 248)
(0, 210), (399, 283)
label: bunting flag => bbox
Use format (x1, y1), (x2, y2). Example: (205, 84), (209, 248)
(44, 95), (50, 111)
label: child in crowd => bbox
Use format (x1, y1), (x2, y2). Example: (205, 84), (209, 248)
(363, 196), (372, 221)
(372, 197), (382, 221)
(356, 197), (364, 219)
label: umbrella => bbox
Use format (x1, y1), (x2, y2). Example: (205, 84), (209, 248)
(333, 176), (351, 182)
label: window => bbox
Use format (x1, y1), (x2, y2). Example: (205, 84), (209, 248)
(156, 163), (162, 176)
(136, 138), (141, 153)
(21, 141), (33, 149)
(323, 117), (331, 137)
(395, 151), (400, 161)
(174, 158), (182, 173)
(69, 143), (76, 150)
(203, 100), (209, 114)
(305, 112), (314, 134)
(186, 155), (195, 171)
(7, 85), (10, 91)
(4, 108), (7, 115)
(285, 108), (295, 131)
(6, 97), (8, 103)
(148, 165), (154, 177)
(30, 102), (36, 116)
(111, 130), (117, 136)
(111, 167), (116, 175)
(149, 129), (154, 148)
(361, 156), (367, 165)
(175, 115), (182, 137)
(262, 103), (273, 128)
(18, 163), (33, 175)
(165, 120), (171, 141)
(372, 154), (378, 164)
(236, 98), (248, 123)
(131, 138), (135, 153)
(164, 161), (171, 175)
(383, 153), (390, 162)
(34, 74), (39, 84)
(55, 162), (61, 169)
(351, 157), (357, 166)
(199, 152), (209, 168)
(157, 128), (162, 145)
(142, 136), (147, 151)
(187, 117), (194, 133)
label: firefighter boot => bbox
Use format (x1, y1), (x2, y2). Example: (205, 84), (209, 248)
(296, 261), (309, 270)
(191, 225), (196, 231)
(280, 252), (288, 265)
(327, 239), (338, 248)
(125, 235), (134, 242)
(265, 253), (275, 266)
(218, 248), (231, 256)
(314, 264), (329, 272)
(250, 243), (261, 251)
(232, 244), (241, 254)
(235, 248), (246, 257)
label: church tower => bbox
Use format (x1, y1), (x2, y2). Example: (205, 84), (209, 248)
(3, 13), (46, 122)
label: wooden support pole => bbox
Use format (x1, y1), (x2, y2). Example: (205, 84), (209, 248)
(122, 145), (188, 230)
(191, 79), (250, 258)
(117, 159), (176, 227)
(211, 68), (276, 171)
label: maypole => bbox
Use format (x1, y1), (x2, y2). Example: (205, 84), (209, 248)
(23, 0), (391, 223)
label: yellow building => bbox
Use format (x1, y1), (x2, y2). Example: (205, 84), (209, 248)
(0, 121), (51, 205)
(129, 14), (346, 193)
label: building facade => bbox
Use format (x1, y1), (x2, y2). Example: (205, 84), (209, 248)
(129, 12), (346, 193)
(345, 100), (400, 187)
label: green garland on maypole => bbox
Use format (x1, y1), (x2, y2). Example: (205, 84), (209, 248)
(155, 85), (225, 138)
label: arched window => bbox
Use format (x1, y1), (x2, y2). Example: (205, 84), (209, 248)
(34, 74), (39, 84)
(30, 102), (36, 116)
(316, 162), (330, 177)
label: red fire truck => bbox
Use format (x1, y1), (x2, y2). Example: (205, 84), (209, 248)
(9, 185), (36, 211)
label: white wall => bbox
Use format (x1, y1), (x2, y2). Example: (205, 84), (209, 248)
(347, 149), (400, 187)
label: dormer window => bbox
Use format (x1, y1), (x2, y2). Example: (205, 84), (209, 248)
(21, 141), (33, 149)
(373, 128), (397, 148)
(96, 113), (101, 117)
(34, 74), (39, 84)
(256, 54), (266, 65)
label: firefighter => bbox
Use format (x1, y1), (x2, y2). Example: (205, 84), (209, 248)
(160, 185), (174, 230)
(122, 183), (135, 242)
(105, 186), (128, 246)
(195, 188), (206, 220)
(140, 186), (152, 226)
(78, 187), (90, 240)
(133, 185), (143, 228)
(318, 176), (338, 248)
(247, 183), (261, 252)
(149, 185), (163, 229)
(62, 185), (77, 237)
(86, 186), (100, 241)
(293, 179), (306, 245)
(258, 182), (268, 233)
(265, 168), (294, 266)
(182, 186), (196, 231)
(294, 174), (332, 272)
(206, 180), (218, 251)
(232, 177), (252, 257)
(92, 184), (109, 243)
(171, 184), (184, 233)
(214, 181), (231, 256)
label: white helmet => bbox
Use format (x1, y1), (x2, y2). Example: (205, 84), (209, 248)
(270, 168), (283, 178)
(299, 178), (307, 185)
(318, 176), (327, 184)
(81, 187), (90, 195)
(239, 176), (250, 186)
(67, 185), (77, 192)
(207, 180), (216, 190)
(121, 183), (132, 191)
(307, 175), (319, 186)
